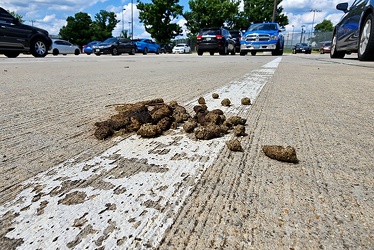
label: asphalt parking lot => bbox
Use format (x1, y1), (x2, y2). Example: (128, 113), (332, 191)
(0, 53), (373, 249)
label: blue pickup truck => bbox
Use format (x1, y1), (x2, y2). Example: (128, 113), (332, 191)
(240, 22), (284, 56)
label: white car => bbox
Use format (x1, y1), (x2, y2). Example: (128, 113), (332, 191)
(49, 39), (81, 56)
(172, 43), (191, 54)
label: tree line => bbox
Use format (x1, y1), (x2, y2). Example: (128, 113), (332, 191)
(9, 0), (334, 48)
(59, 0), (291, 47)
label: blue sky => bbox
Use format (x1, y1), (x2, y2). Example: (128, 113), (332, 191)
(2, 0), (354, 39)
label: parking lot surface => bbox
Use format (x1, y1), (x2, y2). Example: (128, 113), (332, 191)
(0, 53), (373, 249)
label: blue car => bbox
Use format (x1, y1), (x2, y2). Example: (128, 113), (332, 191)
(331, 0), (374, 61)
(82, 41), (101, 55)
(132, 39), (160, 55)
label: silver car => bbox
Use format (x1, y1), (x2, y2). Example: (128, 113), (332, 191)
(49, 39), (80, 56)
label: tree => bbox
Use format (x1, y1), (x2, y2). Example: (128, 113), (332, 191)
(314, 19), (334, 32)
(90, 10), (119, 41)
(9, 11), (24, 23)
(137, 0), (184, 43)
(310, 19), (334, 44)
(184, 0), (240, 35)
(59, 11), (118, 47)
(59, 12), (93, 47)
(121, 30), (131, 39)
(242, 0), (288, 28)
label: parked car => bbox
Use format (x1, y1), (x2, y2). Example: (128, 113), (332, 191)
(93, 37), (136, 56)
(331, 1), (374, 60)
(240, 22), (284, 56)
(0, 7), (51, 58)
(229, 30), (242, 52)
(292, 43), (312, 54)
(160, 43), (173, 53)
(49, 39), (80, 55)
(320, 41), (331, 54)
(196, 27), (236, 56)
(82, 41), (101, 55)
(172, 43), (191, 53)
(132, 39), (160, 54)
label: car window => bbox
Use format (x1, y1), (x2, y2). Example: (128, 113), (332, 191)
(0, 8), (15, 23)
(201, 29), (219, 35)
(104, 38), (117, 43)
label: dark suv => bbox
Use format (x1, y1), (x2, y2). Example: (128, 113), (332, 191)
(196, 27), (236, 56)
(0, 7), (52, 58)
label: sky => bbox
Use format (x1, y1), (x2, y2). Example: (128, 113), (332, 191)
(1, 0), (354, 39)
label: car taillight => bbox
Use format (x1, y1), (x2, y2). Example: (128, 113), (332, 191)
(216, 35), (223, 39)
(197, 35), (202, 40)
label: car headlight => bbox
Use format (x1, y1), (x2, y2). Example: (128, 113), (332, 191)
(270, 35), (279, 40)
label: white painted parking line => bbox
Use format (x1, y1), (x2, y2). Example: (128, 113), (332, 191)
(1, 57), (282, 249)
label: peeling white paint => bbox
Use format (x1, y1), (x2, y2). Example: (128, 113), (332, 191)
(0, 57), (281, 249)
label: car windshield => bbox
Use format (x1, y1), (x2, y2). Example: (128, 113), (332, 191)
(103, 38), (117, 43)
(176, 44), (185, 47)
(300, 43), (309, 46)
(248, 23), (277, 31)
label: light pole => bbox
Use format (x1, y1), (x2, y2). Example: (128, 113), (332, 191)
(310, 9), (322, 37)
(128, 22), (132, 38)
(122, 8), (125, 37)
(291, 25), (294, 47)
(131, 0), (134, 40)
(272, 0), (277, 22)
(300, 25), (305, 43)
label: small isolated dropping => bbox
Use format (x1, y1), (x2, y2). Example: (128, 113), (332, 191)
(241, 97), (251, 105)
(262, 145), (299, 163)
(221, 98), (231, 107)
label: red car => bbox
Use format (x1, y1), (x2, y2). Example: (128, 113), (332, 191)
(320, 41), (331, 54)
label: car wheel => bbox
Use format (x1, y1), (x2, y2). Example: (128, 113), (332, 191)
(31, 38), (49, 57)
(219, 45), (227, 55)
(358, 14), (374, 61)
(330, 32), (345, 58)
(240, 51), (247, 56)
(4, 52), (20, 58)
(251, 51), (257, 56)
(95, 53), (101, 56)
(112, 47), (119, 55)
(129, 48), (136, 55)
(197, 50), (203, 56)
(272, 41), (283, 55)
(143, 47), (148, 55)
(52, 49), (59, 56)
(210, 51), (215, 56)
(156, 48), (160, 54)
(74, 49), (80, 55)
(231, 47), (236, 55)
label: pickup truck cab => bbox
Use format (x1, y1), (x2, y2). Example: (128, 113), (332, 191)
(240, 22), (284, 56)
